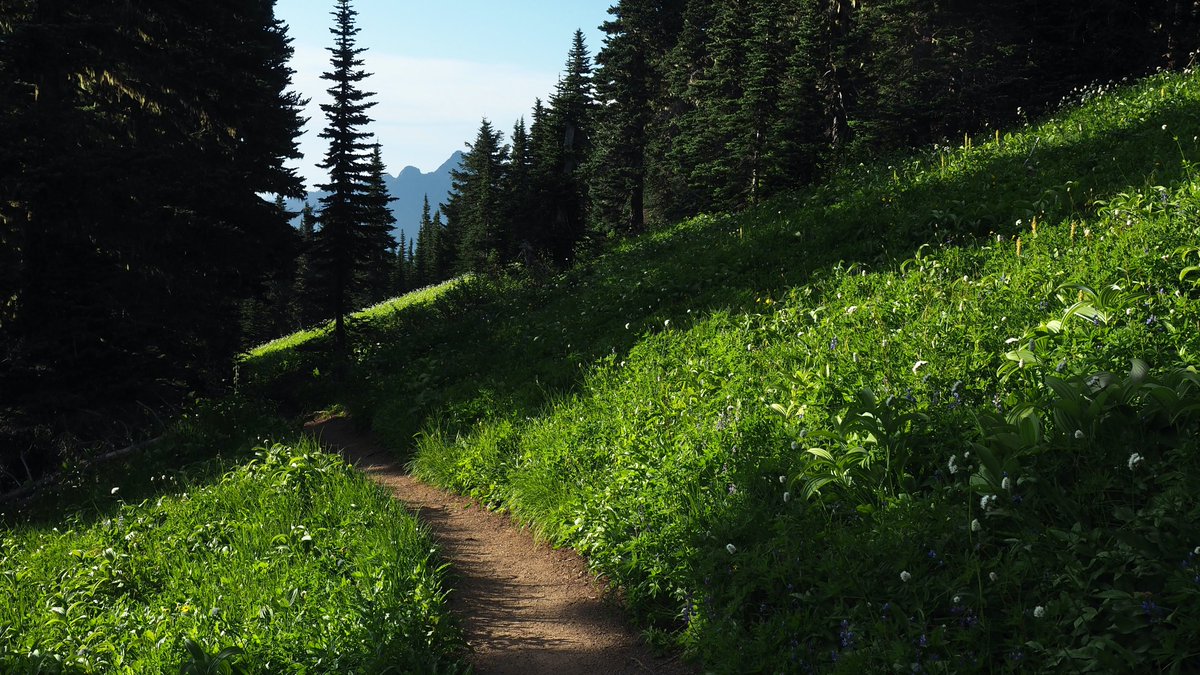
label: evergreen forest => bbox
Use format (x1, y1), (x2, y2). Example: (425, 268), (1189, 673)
(2, 0), (1200, 672)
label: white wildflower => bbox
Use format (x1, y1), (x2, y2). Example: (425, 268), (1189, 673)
(664, 319), (670, 327)
(783, 492), (791, 503)
(846, 306), (859, 315)
(1128, 452), (1144, 470)
(948, 454), (959, 475)
(1074, 429), (1085, 440)
(989, 572), (999, 582)
(1001, 476), (1012, 490)
(900, 570), (912, 583)
(971, 519), (982, 532)
(111, 487), (120, 495)
(624, 322), (630, 330)
(1033, 605), (1046, 618)
(912, 360), (929, 374)
(726, 543), (737, 555)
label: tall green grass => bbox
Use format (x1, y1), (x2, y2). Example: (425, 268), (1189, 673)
(0, 414), (463, 673)
(247, 69), (1200, 671)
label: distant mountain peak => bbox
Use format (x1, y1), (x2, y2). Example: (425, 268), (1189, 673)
(285, 150), (462, 243)
(436, 150), (465, 173)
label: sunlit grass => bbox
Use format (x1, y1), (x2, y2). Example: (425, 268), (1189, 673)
(0, 437), (462, 673)
(250, 69), (1200, 672)
(243, 277), (464, 361)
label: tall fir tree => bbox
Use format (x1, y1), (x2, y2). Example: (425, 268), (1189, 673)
(589, 0), (685, 236)
(314, 0), (379, 351)
(772, 2), (831, 188)
(292, 202), (323, 327)
(542, 31), (596, 264)
(666, 0), (757, 213)
(415, 195), (440, 284)
(505, 117), (536, 261)
(526, 97), (556, 255)
(432, 209), (453, 279)
(356, 143), (397, 305)
(392, 230), (407, 294)
(443, 119), (509, 273)
(408, 237), (419, 283)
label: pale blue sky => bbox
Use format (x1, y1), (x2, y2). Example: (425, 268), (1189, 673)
(276, 1), (610, 189)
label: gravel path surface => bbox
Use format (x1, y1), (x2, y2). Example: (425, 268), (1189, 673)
(310, 417), (693, 674)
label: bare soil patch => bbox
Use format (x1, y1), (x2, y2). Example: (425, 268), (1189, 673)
(309, 417), (693, 674)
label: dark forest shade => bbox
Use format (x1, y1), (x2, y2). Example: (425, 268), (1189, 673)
(0, 0), (305, 474)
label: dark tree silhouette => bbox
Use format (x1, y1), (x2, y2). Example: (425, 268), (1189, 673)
(313, 0), (381, 352)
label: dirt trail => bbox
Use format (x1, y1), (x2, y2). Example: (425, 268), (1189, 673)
(309, 418), (693, 675)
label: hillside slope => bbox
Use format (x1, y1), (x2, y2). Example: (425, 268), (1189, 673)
(244, 70), (1200, 672)
(0, 407), (463, 672)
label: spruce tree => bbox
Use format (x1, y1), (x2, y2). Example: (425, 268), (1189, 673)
(526, 97), (557, 255)
(293, 202), (323, 326)
(357, 144), (397, 305)
(544, 30), (596, 264)
(772, 2), (829, 188)
(443, 119), (509, 273)
(432, 209), (453, 279)
(590, 0), (686, 236)
(314, 0), (379, 351)
(505, 117), (535, 261)
(408, 237), (418, 283)
(392, 230), (407, 294)
(415, 195), (439, 284)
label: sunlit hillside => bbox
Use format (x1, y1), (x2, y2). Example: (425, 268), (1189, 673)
(242, 68), (1200, 672)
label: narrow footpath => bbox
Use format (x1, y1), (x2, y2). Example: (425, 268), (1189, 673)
(309, 418), (693, 675)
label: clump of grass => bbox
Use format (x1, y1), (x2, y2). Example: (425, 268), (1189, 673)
(0, 438), (463, 673)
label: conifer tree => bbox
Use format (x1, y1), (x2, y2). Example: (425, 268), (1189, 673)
(772, 3), (830, 187)
(526, 97), (557, 255)
(408, 237), (418, 282)
(314, 0), (379, 351)
(505, 117), (535, 261)
(415, 195), (439, 284)
(392, 230), (407, 294)
(443, 119), (509, 273)
(432, 209), (453, 279)
(356, 144), (397, 305)
(518, 34), (598, 265)
(544, 30), (596, 264)
(590, 1), (685, 236)
(668, 0), (768, 213)
(293, 202), (323, 326)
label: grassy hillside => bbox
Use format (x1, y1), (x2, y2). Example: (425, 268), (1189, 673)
(243, 69), (1200, 671)
(0, 404), (463, 673)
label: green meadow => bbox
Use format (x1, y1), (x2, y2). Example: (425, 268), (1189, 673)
(243, 69), (1200, 672)
(6, 67), (1200, 673)
(0, 403), (463, 673)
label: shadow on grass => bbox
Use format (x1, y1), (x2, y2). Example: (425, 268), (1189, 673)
(241, 93), (1199, 453)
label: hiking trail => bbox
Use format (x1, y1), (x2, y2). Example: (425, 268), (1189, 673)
(309, 417), (693, 674)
